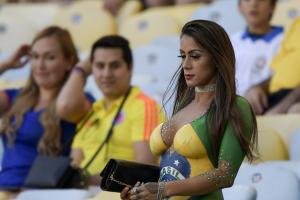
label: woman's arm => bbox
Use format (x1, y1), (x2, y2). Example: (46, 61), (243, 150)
(0, 60), (9, 75)
(0, 44), (30, 116)
(0, 60), (10, 115)
(56, 59), (92, 123)
(0, 44), (30, 75)
(125, 159), (235, 200)
(164, 162), (232, 196)
(0, 91), (10, 116)
(70, 148), (85, 168)
(134, 141), (157, 165)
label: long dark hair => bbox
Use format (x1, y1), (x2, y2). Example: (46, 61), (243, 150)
(163, 20), (258, 162)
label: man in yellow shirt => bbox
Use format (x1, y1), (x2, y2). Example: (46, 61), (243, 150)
(56, 35), (164, 185)
(72, 86), (163, 174)
(245, 16), (300, 114)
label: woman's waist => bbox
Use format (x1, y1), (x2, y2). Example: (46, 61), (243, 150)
(159, 151), (214, 181)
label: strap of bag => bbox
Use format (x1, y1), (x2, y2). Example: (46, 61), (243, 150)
(59, 110), (95, 155)
(83, 86), (132, 170)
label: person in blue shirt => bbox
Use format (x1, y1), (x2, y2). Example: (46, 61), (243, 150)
(0, 26), (93, 198)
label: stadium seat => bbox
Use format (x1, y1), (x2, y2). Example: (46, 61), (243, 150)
(133, 38), (180, 81)
(132, 39), (180, 105)
(166, 3), (204, 28)
(191, 0), (246, 35)
(53, 3), (117, 53)
(0, 3), (60, 30)
(222, 185), (257, 200)
(256, 114), (300, 148)
(119, 7), (181, 48)
(272, 0), (300, 31)
(261, 161), (300, 180)
(0, 16), (37, 54)
(289, 128), (300, 161)
(151, 35), (180, 47)
(254, 122), (289, 163)
(85, 76), (102, 101)
(69, 0), (103, 10)
(235, 163), (300, 200)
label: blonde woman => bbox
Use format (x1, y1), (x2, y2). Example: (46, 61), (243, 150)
(0, 26), (93, 197)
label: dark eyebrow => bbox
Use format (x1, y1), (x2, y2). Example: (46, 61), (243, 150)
(30, 50), (57, 56)
(94, 60), (120, 66)
(179, 49), (204, 54)
(110, 60), (120, 65)
(188, 49), (204, 54)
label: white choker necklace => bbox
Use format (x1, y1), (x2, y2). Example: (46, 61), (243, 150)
(195, 84), (216, 93)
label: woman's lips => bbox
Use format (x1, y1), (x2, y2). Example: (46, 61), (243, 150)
(184, 74), (194, 80)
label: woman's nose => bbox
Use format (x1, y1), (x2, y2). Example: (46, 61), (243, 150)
(33, 58), (45, 69)
(182, 57), (191, 69)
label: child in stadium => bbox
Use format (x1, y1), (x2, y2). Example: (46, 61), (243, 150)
(231, 0), (283, 114)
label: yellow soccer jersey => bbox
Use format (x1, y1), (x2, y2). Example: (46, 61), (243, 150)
(72, 86), (165, 174)
(270, 17), (300, 93)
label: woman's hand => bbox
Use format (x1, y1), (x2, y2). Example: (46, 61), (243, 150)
(120, 186), (131, 200)
(121, 182), (160, 200)
(264, 104), (285, 115)
(76, 57), (92, 77)
(4, 44), (31, 70)
(244, 86), (268, 115)
(70, 148), (85, 168)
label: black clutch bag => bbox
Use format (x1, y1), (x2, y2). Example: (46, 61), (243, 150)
(24, 155), (87, 189)
(25, 89), (133, 189)
(100, 159), (160, 192)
